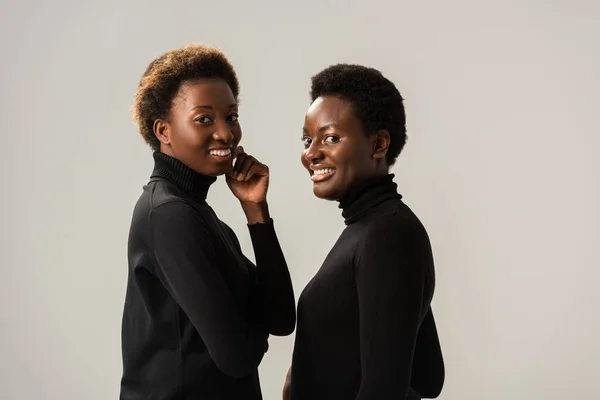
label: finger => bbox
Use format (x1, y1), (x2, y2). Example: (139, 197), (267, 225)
(232, 145), (245, 160)
(231, 152), (248, 176)
(231, 146), (246, 177)
(243, 162), (268, 181)
(238, 156), (266, 181)
(235, 155), (256, 181)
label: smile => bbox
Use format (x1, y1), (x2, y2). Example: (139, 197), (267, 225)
(209, 148), (232, 159)
(311, 168), (336, 182)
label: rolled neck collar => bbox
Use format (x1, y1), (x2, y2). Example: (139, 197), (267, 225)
(338, 174), (402, 225)
(150, 151), (217, 202)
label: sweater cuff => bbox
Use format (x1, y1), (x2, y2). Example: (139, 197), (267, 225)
(247, 218), (277, 244)
(247, 218), (275, 229)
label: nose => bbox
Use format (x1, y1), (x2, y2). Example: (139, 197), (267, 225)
(304, 141), (323, 163)
(212, 120), (234, 143)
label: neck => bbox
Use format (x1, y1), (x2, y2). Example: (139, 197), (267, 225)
(150, 151), (217, 202)
(338, 173), (401, 225)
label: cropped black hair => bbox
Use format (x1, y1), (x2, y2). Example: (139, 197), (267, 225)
(310, 64), (406, 165)
(133, 44), (239, 151)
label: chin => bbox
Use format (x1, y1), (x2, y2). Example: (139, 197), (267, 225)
(214, 166), (232, 176)
(312, 182), (342, 201)
(204, 161), (234, 177)
(192, 166), (226, 177)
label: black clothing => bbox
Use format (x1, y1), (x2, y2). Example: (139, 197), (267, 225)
(290, 174), (444, 400)
(120, 152), (295, 400)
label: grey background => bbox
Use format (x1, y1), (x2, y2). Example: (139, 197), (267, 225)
(1, 0), (599, 399)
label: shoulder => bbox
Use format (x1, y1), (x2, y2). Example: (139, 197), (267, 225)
(364, 202), (426, 237)
(358, 202), (431, 252)
(145, 182), (209, 230)
(354, 203), (435, 279)
(148, 178), (193, 208)
(144, 179), (208, 216)
(146, 200), (218, 254)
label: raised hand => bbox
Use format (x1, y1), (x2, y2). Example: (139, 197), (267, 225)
(226, 146), (270, 205)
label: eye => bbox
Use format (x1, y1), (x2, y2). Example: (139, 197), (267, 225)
(324, 135), (340, 144)
(301, 136), (312, 147)
(227, 113), (240, 123)
(195, 116), (213, 124)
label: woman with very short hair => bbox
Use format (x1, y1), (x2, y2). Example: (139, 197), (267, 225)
(283, 64), (444, 400)
(120, 44), (296, 400)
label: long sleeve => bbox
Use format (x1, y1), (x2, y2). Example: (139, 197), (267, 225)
(247, 220), (296, 336)
(354, 216), (430, 399)
(149, 200), (268, 379)
(411, 308), (445, 398)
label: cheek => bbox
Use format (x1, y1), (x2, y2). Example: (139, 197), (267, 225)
(327, 147), (347, 169)
(347, 145), (371, 169)
(185, 124), (222, 149)
(173, 122), (202, 144)
(330, 145), (367, 177)
(232, 125), (242, 144)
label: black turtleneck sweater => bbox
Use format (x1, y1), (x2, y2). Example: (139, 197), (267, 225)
(290, 174), (444, 400)
(120, 152), (296, 400)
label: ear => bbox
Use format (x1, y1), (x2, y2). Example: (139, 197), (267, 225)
(153, 119), (171, 146)
(372, 129), (390, 161)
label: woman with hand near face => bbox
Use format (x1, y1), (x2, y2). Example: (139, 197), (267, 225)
(120, 44), (295, 400)
(283, 64), (444, 400)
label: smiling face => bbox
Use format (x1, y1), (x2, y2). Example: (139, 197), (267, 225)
(301, 96), (390, 200)
(153, 78), (241, 176)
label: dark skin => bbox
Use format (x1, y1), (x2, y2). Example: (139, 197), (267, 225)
(154, 78), (269, 224)
(282, 96), (390, 399)
(300, 96), (391, 200)
(284, 95), (444, 399)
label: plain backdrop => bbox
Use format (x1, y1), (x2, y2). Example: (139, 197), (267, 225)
(1, 0), (599, 399)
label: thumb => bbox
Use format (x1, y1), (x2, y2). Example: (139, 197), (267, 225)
(232, 145), (245, 159)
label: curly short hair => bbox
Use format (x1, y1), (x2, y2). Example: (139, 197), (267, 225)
(310, 64), (407, 166)
(132, 44), (239, 151)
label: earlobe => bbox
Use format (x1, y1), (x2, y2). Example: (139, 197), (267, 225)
(153, 119), (170, 145)
(372, 130), (390, 160)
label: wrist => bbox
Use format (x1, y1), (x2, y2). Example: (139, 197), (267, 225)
(241, 201), (270, 224)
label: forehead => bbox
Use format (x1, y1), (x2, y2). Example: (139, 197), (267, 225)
(304, 96), (361, 131)
(172, 78), (236, 109)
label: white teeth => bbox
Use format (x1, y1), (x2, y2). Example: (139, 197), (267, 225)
(313, 168), (335, 175)
(210, 149), (231, 157)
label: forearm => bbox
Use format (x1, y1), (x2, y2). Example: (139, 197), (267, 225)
(241, 201), (270, 224)
(247, 213), (296, 336)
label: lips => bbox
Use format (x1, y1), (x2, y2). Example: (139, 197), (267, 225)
(209, 148), (232, 158)
(310, 167), (336, 182)
(210, 148), (231, 156)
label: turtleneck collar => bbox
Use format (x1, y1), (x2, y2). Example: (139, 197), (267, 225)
(150, 151), (217, 202)
(338, 173), (402, 225)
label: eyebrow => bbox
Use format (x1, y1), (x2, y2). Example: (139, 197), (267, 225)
(190, 104), (238, 111)
(302, 123), (338, 133)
